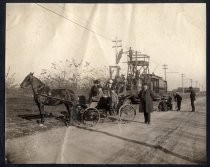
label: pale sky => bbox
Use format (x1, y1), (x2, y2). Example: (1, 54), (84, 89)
(6, 3), (206, 91)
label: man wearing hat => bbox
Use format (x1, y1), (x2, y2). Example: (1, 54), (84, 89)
(189, 86), (196, 112)
(138, 83), (155, 125)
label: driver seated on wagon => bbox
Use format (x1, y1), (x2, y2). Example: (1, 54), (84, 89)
(88, 79), (119, 115)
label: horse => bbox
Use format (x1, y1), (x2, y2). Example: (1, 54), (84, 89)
(20, 72), (76, 126)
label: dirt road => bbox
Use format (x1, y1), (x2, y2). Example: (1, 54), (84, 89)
(6, 96), (206, 164)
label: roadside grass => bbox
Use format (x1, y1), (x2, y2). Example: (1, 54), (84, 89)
(6, 96), (69, 139)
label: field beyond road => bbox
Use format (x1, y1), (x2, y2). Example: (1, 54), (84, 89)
(6, 96), (206, 164)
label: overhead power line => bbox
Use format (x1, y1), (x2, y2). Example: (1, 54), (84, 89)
(55, 4), (112, 37)
(35, 3), (112, 41)
(190, 79), (193, 87)
(35, 3), (202, 88)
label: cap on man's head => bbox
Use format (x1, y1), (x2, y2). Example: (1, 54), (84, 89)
(94, 80), (100, 84)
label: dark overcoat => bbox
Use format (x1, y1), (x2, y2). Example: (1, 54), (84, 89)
(190, 90), (196, 100)
(138, 89), (155, 113)
(174, 93), (182, 102)
(89, 85), (99, 102)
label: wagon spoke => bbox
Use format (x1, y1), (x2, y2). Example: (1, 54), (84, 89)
(119, 104), (136, 123)
(83, 108), (100, 127)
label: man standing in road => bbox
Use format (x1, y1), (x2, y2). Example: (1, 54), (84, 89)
(189, 86), (196, 112)
(138, 83), (155, 125)
(174, 92), (182, 111)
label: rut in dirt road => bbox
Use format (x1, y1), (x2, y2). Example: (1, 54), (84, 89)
(6, 96), (206, 164)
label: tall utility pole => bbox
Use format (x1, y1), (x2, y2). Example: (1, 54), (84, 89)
(190, 79), (193, 87)
(162, 64), (168, 81)
(181, 74), (184, 94)
(112, 37), (122, 64)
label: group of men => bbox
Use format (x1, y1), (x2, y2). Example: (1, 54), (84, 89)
(173, 86), (196, 112)
(89, 79), (119, 115)
(138, 84), (197, 125)
(89, 79), (197, 125)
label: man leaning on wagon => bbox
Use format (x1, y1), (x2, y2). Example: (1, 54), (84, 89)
(173, 92), (182, 111)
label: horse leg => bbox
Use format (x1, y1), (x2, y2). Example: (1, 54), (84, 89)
(65, 104), (73, 126)
(38, 103), (45, 124)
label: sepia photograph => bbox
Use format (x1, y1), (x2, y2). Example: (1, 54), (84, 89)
(5, 3), (206, 164)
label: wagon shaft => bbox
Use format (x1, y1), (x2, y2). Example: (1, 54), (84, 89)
(36, 93), (73, 104)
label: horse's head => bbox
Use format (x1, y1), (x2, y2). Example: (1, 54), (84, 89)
(20, 72), (34, 88)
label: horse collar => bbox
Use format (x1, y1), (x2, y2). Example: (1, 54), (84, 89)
(37, 84), (46, 92)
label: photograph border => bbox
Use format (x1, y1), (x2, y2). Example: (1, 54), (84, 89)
(0, 0), (208, 166)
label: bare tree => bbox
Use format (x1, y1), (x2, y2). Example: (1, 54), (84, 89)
(5, 66), (18, 90)
(39, 59), (108, 91)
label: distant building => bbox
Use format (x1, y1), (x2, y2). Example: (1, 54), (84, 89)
(173, 87), (200, 93)
(142, 73), (167, 94)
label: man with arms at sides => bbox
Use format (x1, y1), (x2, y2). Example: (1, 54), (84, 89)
(189, 86), (196, 112)
(138, 83), (155, 125)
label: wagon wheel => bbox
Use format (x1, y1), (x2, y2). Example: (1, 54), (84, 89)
(82, 107), (100, 127)
(118, 104), (136, 123)
(163, 102), (167, 111)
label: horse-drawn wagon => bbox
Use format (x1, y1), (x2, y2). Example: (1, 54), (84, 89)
(20, 72), (136, 127)
(73, 95), (136, 127)
(33, 92), (136, 127)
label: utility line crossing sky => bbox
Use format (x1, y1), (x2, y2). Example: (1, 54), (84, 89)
(6, 3), (206, 91)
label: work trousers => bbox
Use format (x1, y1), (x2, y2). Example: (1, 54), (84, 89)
(191, 99), (195, 111)
(177, 100), (182, 111)
(143, 111), (150, 124)
(142, 101), (150, 123)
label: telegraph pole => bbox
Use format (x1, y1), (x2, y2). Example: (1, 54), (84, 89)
(181, 74), (184, 94)
(112, 37), (122, 64)
(162, 64), (168, 81)
(190, 79), (193, 87)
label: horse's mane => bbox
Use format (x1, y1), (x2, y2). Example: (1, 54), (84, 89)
(32, 75), (46, 87)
